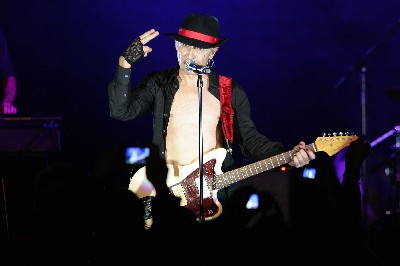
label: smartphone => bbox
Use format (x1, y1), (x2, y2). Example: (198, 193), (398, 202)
(303, 167), (316, 179)
(125, 146), (150, 165)
(246, 193), (259, 209)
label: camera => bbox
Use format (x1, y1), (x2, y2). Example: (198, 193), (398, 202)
(302, 167), (316, 179)
(125, 146), (150, 165)
(246, 193), (259, 209)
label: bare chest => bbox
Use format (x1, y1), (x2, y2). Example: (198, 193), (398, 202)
(165, 84), (221, 165)
(169, 86), (220, 125)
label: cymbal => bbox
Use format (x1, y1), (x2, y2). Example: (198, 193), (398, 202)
(385, 88), (400, 100)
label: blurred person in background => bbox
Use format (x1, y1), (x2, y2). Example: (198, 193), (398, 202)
(0, 30), (17, 114)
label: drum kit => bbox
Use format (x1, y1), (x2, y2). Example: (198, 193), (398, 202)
(366, 87), (400, 218)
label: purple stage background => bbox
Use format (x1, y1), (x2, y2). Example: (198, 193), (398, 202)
(1, 0), (400, 226)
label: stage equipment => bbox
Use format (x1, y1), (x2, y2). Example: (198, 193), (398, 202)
(0, 114), (61, 239)
(0, 114), (61, 152)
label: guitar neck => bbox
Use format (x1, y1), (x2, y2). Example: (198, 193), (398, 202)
(212, 143), (317, 190)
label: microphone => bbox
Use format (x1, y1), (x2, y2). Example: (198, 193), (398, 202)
(185, 61), (211, 74)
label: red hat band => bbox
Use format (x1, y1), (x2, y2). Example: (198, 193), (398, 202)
(178, 28), (219, 45)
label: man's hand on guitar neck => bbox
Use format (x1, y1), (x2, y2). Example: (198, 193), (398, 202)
(288, 141), (316, 168)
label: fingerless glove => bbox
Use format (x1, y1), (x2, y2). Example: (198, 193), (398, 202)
(121, 38), (144, 65)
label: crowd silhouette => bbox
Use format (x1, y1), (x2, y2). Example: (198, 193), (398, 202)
(4, 136), (400, 265)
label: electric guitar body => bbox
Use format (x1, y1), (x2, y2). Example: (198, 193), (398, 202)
(129, 134), (358, 229)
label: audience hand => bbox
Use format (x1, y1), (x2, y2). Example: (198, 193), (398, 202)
(145, 144), (169, 195)
(345, 135), (371, 176)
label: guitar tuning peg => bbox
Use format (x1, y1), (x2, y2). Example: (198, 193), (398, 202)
(327, 133), (332, 137)
(333, 132), (337, 136)
(344, 132), (350, 136)
(339, 132), (343, 136)
(322, 133), (326, 137)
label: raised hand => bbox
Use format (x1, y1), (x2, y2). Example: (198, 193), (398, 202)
(121, 29), (160, 67)
(145, 144), (169, 196)
(140, 29), (160, 57)
(344, 135), (371, 175)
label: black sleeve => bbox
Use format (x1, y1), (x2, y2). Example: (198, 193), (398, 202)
(231, 81), (285, 161)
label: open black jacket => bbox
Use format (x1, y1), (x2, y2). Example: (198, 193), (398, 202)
(108, 64), (285, 171)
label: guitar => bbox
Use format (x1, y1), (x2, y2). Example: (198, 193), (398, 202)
(129, 134), (358, 228)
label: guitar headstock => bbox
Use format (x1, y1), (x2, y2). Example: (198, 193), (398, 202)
(315, 132), (358, 156)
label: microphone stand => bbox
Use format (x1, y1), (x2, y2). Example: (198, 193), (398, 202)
(393, 128), (400, 215)
(197, 73), (205, 223)
(333, 18), (400, 224)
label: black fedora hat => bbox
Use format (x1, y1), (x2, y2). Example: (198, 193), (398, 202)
(166, 13), (228, 49)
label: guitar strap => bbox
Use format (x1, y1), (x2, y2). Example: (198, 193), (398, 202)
(219, 75), (234, 153)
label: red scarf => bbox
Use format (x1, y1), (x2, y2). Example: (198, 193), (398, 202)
(219, 75), (234, 143)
